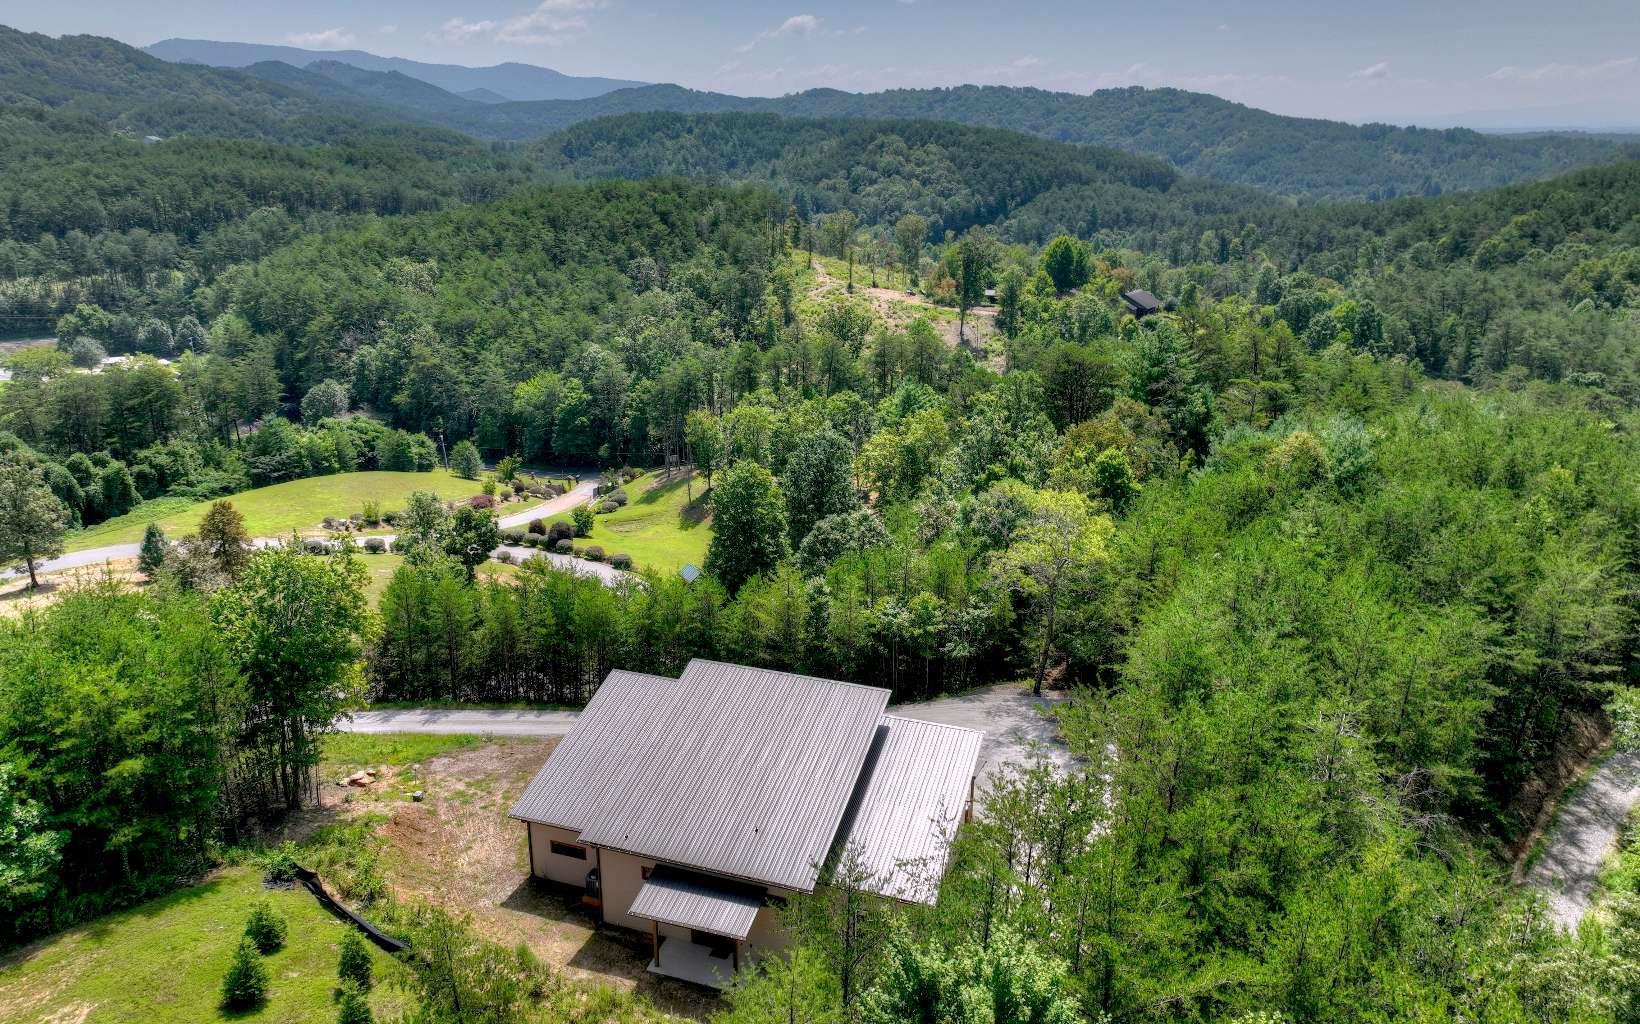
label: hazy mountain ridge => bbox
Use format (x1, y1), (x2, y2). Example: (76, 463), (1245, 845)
(144, 36), (648, 101)
(11, 26), (1637, 202)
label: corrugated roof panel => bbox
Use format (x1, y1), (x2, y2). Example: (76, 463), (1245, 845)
(507, 670), (680, 830)
(832, 715), (982, 905)
(511, 660), (890, 891)
(627, 865), (764, 939)
(580, 660), (889, 890)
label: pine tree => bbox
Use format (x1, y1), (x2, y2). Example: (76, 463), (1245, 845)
(138, 523), (168, 578)
(220, 936), (269, 1010)
(245, 900), (287, 954)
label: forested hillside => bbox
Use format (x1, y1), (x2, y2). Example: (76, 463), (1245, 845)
(0, 103), (542, 337)
(0, 25), (435, 144)
(532, 112), (1278, 243)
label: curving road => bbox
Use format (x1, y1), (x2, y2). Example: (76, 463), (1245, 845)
(5, 480), (604, 582)
(1526, 747), (1640, 930)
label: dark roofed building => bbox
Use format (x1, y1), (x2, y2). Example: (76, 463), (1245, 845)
(509, 660), (982, 987)
(1122, 288), (1164, 317)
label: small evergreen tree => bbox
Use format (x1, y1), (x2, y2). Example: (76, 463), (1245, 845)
(337, 928), (373, 990)
(138, 523), (168, 578)
(571, 504), (594, 537)
(336, 980), (373, 1024)
(449, 439), (483, 480)
(221, 936), (269, 1010)
(245, 900), (287, 954)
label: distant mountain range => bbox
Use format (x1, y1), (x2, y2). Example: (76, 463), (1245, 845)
(144, 37), (647, 101)
(8, 27), (1629, 201)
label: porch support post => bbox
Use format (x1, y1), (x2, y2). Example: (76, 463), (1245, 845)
(651, 920), (659, 966)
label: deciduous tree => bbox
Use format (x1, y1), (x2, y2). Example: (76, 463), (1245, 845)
(0, 457), (68, 590)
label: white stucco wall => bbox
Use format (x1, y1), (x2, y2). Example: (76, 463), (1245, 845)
(527, 823), (594, 888)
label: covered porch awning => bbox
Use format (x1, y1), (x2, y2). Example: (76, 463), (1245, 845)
(628, 864), (764, 940)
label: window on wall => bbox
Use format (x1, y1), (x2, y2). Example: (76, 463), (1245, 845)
(550, 840), (587, 860)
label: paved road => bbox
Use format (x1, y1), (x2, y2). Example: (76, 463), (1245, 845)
(1526, 747), (1640, 930)
(5, 480), (600, 582)
(498, 480), (597, 530)
(340, 682), (1070, 781)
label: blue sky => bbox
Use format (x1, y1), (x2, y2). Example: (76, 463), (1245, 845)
(6, 0), (1639, 126)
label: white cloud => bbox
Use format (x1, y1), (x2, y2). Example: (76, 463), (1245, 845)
(736, 14), (822, 52)
(377, 24), (399, 35)
(1488, 56), (1638, 82)
(498, 0), (608, 45)
(1351, 61), (1391, 81)
(429, 0), (606, 47)
(286, 27), (355, 49)
(1012, 54), (1045, 68)
(430, 17), (497, 44)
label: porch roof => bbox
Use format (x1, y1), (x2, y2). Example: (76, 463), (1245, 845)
(628, 865), (764, 940)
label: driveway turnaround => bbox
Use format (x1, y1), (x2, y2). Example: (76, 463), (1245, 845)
(341, 707), (583, 737)
(339, 681), (1072, 782)
(891, 683), (1074, 781)
(1526, 747), (1640, 930)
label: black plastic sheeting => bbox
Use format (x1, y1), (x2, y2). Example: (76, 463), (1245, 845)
(291, 865), (410, 953)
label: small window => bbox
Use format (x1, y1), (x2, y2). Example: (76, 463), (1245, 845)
(550, 840), (587, 860)
(640, 865), (653, 880)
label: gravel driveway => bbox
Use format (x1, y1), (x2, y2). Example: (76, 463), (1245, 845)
(1526, 747), (1640, 929)
(341, 682), (1071, 781)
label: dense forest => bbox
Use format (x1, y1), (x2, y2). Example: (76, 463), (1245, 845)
(3, 20), (1640, 1024)
(532, 112), (1274, 243)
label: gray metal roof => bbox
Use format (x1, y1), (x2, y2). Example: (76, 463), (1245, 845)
(511, 659), (889, 891)
(627, 865), (765, 939)
(833, 716), (983, 905)
(507, 670), (681, 832)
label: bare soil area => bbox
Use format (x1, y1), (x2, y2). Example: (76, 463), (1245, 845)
(810, 264), (1001, 368)
(319, 739), (717, 1020)
(0, 561), (143, 619)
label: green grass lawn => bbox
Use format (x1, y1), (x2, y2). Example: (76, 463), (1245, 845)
(65, 470), (486, 552)
(582, 470), (711, 576)
(319, 732), (482, 777)
(356, 552), (518, 606)
(0, 866), (408, 1024)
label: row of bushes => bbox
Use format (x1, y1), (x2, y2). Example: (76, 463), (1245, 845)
(497, 533), (632, 567)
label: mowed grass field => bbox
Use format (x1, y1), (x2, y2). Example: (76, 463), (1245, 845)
(582, 470), (710, 575)
(65, 470), (486, 552)
(0, 867), (409, 1024)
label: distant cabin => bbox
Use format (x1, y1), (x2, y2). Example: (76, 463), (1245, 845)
(1122, 289), (1163, 317)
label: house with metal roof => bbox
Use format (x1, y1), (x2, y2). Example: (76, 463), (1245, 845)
(1121, 288), (1164, 317)
(508, 659), (983, 988)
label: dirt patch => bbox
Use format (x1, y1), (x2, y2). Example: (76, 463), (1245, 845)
(0, 561), (144, 619)
(810, 263), (1001, 368)
(325, 739), (718, 1020)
